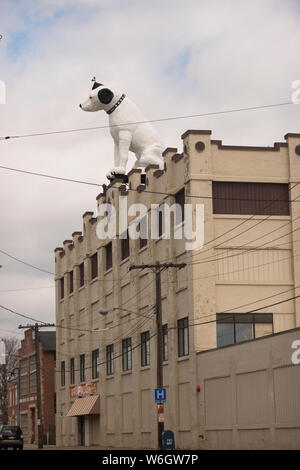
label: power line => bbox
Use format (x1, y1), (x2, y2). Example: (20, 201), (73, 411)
(54, 291), (300, 373)
(0, 286), (54, 293)
(160, 181), (300, 263)
(1, 163), (300, 204)
(0, 101), (294, 142)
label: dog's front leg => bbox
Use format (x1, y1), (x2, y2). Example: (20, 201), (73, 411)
(117, 130), (132, 173)
(114, 139), (120, 167)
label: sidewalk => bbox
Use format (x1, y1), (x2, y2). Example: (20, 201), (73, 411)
(24, 444), (132, 451)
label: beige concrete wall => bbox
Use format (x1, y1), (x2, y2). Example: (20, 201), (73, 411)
(197, 328), (300, 450)
(55, 130), (300, 448)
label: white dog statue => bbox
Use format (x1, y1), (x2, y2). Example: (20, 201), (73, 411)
(80, 81), (164, 179)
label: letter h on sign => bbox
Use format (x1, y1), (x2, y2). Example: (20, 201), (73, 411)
(155, 388), (166, 404)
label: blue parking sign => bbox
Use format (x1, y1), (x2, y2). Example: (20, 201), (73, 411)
(155, 388), (166, 403)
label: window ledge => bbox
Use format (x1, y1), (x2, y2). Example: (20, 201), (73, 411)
(138, 245), (148, 254)
(120, 256), (130, 266)
(121, 370), (132, 376)
(177, 355), (189, 363)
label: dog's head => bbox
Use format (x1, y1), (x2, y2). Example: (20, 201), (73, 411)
(79, 82), (115, 112)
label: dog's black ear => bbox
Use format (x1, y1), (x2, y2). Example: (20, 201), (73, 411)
(98, 88), (114, 104)
(92, 81), (103, 90)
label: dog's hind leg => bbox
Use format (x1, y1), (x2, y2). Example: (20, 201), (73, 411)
(139, 145), (164, 170)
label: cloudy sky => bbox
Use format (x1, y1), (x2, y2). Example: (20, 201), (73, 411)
(0, 0), (299, 339)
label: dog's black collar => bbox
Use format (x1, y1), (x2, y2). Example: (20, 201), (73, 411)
(107, 94), (126, 115)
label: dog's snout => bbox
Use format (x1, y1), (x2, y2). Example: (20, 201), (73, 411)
(79, 104), (82, 108)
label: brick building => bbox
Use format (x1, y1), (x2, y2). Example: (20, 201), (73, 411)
(7, 378), (17, 425)
(18, 329), (56, 444)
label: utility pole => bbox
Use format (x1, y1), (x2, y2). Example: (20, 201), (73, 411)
(18, 323), (55, 449)
(129, 262), (186, 449)
(17, 364), (20, 426)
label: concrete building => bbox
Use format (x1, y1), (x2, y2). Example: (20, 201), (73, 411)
(18, 329), (56, 444)
(55, 130), (300, 449)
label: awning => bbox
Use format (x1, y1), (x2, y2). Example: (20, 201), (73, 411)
(67, 395), (100, 417)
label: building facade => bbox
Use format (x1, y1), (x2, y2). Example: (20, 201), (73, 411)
(18, 329), (56, 444)
(55, 130), (300, 449)
(7, 378), (17, 426)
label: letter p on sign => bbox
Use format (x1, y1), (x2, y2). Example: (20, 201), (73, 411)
(0, 340), (6, 365)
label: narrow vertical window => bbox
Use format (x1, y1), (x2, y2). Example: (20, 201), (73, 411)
(106, 344), (114, 376)
(105, 242), (113, 270)
(92, 349), (99, 379)
(80, 354), (85, 382)
(141, 331), (150, 366)
(91, 253), (98, 280)
(178, 317), (189, 357)
(122, 338), (132, 371)
(60, 277), (64, 299)
(79, 263), (84, 287)
(139, 216), (148, 249)
(121, 230), (130, 260)
(61, 361), (65, 387)
(175, 188), (185, 224)
(70, 358), (75, 385)
(69, 271), (74, 294)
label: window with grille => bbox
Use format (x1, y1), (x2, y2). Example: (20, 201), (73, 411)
(91, 253), (98, 280)
(106, 344), (114, 376)
(92, 349), (99, 379)
(212, 182), (289, 216)
(178, 317), (189, 357)
(217, 313), (273, 347)
(122, 338), (132, 371)
(141, 331), (150, 367)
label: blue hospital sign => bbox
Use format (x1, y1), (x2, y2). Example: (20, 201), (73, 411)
(155, 388), (166, 403)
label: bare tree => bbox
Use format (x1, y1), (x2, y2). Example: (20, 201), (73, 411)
(0, 336), (19, 425)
